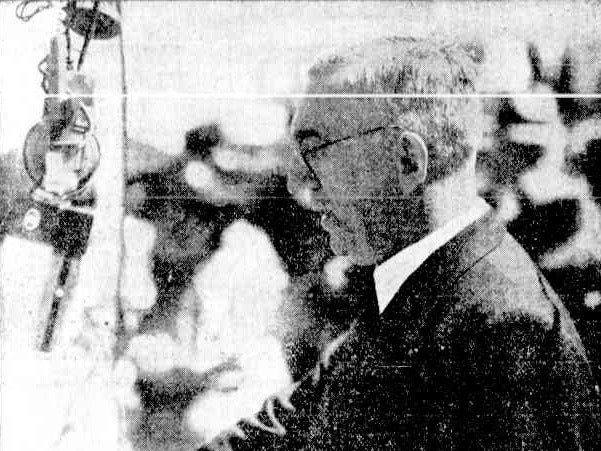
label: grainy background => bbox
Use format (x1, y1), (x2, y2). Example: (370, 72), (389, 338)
(1, 2), (600, 450)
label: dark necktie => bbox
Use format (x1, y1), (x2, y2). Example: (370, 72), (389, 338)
(344, 263), (379, 325)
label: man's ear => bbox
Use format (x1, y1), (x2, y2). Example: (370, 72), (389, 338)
(397, 131), (428, 190)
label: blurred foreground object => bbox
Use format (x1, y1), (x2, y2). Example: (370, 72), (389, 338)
(15, 0), (110, 353)
(1, 2), (134, 450)
(125, 220), (293, 447)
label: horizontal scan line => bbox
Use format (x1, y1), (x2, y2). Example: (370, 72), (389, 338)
(128, 196), (600, 200)
(24, 93), (601, 99)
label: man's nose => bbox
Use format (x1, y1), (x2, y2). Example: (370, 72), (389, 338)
(284, 147), (323, 211)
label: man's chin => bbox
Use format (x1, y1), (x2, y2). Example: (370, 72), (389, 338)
(328, 233), (376, 266)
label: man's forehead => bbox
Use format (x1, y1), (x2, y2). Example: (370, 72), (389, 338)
(292, 97), (393, 138)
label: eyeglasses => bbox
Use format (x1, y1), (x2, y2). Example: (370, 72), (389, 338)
(298, 125), (403, 182)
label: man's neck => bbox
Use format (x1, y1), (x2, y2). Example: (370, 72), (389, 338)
(371, 172), (481, 265)
(425, 171), (481, 230)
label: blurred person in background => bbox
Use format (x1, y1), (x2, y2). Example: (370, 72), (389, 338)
(0, 118), (361, 451)
(120, 127), (343, 450)
(197, 36), (600, 451)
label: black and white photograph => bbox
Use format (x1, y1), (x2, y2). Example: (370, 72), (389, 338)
(1, 1), (600, 450)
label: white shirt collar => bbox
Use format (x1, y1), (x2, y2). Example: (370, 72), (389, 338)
(373, 198), (491, 314)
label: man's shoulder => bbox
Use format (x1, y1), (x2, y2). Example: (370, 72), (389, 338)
(436, 230), (585, 353)
(448, 231), (555, 322)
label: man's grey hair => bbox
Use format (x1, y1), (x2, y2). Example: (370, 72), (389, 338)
(307, 36), (487, 181)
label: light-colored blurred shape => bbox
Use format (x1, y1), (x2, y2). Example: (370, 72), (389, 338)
(477, 113), (497, 152)
(1, 346), (137, 451)
(568, 119), (601, 156)
(520, 166), (590, 205)
(495, 188), (521, 223)
(0, 222), (134, 451)
(534, 37), (568, 82)
(175, 285), (200, 350)
(0, 237), (59, 351)
(57, 368), (121, 451)
(128, 330), (229, 377)
(113, 358), (141, 409)
(54, 116), (124, 351)
(0, 350), (90, 451)
(323, 256), (354, 291)
(121, 217), (158, 313)
(127, 220), (293, 443)
(508, 122), (589, 204)
(0, 237), (83, 450)
(126, 139), (179, 179)
(183, 220), (292, 441)
(293, 185), (316, 210)
(213, 145), (283, 174)
(44, 152), (80, 194)
(128, 220), (291, 376)
(127, 332), (185, 374)
(478, 36), (531, 93)
(511, 84), (560, 123)
(184, 160), (217, 191)
(0, 2), (63, 153)
(584, 291), (601, 309)
(194, 219), (289, 346)
(257, 53), (307, 96)
(220, 101), (289, 146)
(185, 335), (292, 444)
(184, 160), (255, 205)
(56, 355), (139, 451)
(540, 197), (601, 269)
(565, 38), (601, 96)
(185, 139), (291, 205)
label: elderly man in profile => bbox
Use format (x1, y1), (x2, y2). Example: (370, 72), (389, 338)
(198, 37), (600, 451)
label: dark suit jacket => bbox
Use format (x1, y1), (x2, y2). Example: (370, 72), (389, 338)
(206, 214), (600, 451)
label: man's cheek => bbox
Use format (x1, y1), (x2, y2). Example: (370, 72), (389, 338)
(121, 216), (158, 331)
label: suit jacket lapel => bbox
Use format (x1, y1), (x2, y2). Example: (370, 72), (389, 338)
(378, 211), (506, 350)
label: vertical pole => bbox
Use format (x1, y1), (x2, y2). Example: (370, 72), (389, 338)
(55, 2), (128, 449)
